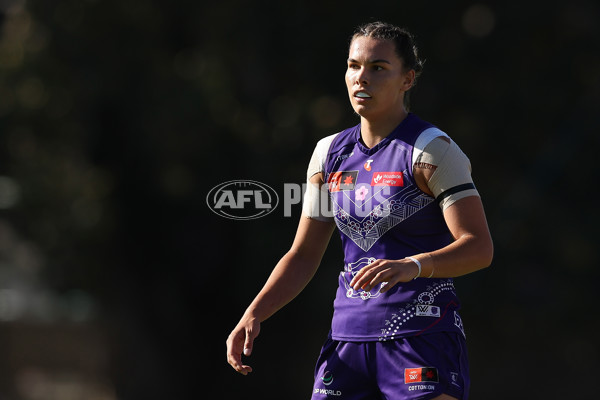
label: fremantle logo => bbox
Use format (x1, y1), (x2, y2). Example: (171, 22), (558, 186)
(342, 257), (387, 300)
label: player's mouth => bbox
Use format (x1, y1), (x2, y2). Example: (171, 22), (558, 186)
(354, 90), (372, 100)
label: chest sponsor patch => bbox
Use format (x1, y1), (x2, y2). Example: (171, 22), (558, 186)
(405, 367), (439, 384)
(327, 170), (359, 192)
(371, 171), (404, 187)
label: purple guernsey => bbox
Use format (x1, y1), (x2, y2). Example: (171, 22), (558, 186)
(324, 113), (466, 341)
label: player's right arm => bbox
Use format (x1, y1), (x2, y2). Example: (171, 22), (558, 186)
(226, 173), (335, 375)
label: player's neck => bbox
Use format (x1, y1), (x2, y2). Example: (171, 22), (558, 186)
(359, 109), (408, 148)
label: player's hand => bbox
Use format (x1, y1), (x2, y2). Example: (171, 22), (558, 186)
(226, 316), (260, 375)
(349, 258), (420, 293)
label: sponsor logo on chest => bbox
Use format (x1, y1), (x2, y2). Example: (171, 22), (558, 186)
(327, 171), (359, 192)
(371, 171), (404, 187)
(327, 170), (405, 192)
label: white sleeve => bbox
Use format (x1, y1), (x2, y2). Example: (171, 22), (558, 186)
(306, 133), (338, 179)
(412, 127), (450, 167)
(302, 133), (338, 221)
(413, 128), (479, 210)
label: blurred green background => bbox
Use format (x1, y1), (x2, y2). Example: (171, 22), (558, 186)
(0, 0), (598, 399)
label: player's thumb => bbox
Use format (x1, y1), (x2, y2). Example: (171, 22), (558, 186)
(243, 320), (260, 357)
(243, 336), (253, 356)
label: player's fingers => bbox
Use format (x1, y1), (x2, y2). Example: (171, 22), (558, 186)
(227, 350), (253, 375)
(354, 271), (378, 290)
(365, 268), (393, 292)
(350, 260), (381, 288)
(378, 270), (397, 293)
(358, 261), (390, 290)
(226, 351), (241, 370)
(351, 270), (372, 290)
(379, 278), (395, 293)
(226, 346), (244, 373)
(241, 365), (253, 374)
(378, 261), (419, 290)
(226, 330), (251, 374)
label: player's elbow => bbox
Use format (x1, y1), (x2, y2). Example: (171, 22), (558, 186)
(476, 236), (494, 270)
(461, 233), (493, 272)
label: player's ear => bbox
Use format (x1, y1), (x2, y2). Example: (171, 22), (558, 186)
(402, 69), (415, 91)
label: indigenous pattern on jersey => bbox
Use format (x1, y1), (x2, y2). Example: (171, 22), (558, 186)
(323, 113), (465, 341)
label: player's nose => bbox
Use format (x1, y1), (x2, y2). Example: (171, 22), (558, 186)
(355, 67), (369, 85)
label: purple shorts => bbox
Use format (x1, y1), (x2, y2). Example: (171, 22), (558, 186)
(310, 332), (469, 400)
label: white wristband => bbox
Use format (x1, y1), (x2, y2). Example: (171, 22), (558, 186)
(407, 256), (421, 280)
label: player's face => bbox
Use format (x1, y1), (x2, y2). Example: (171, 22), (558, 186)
(345, 37), (414, 121)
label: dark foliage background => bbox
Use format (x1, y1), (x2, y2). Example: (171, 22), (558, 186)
(0, 0), (598, 399)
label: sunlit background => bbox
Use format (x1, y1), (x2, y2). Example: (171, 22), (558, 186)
(0, 0), (599, 399)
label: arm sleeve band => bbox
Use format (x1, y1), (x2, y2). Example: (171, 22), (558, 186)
(414, 129), (480, 210)
(302, 133), (338, 221)
(413, 127), (450, 166)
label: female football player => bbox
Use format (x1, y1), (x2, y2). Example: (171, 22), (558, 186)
(227, 21), (493, 400)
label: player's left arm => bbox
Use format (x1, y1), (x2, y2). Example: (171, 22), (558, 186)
(417, 137), (493, 277)
(421, 195), (493, 278)
(351, 137), (493, 291)
(351, 195), (493, 291)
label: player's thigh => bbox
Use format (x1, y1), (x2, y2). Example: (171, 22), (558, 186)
(311, 338), (377, 400)
(375, 332), (469, 400)
(431, 395), (459, 400)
